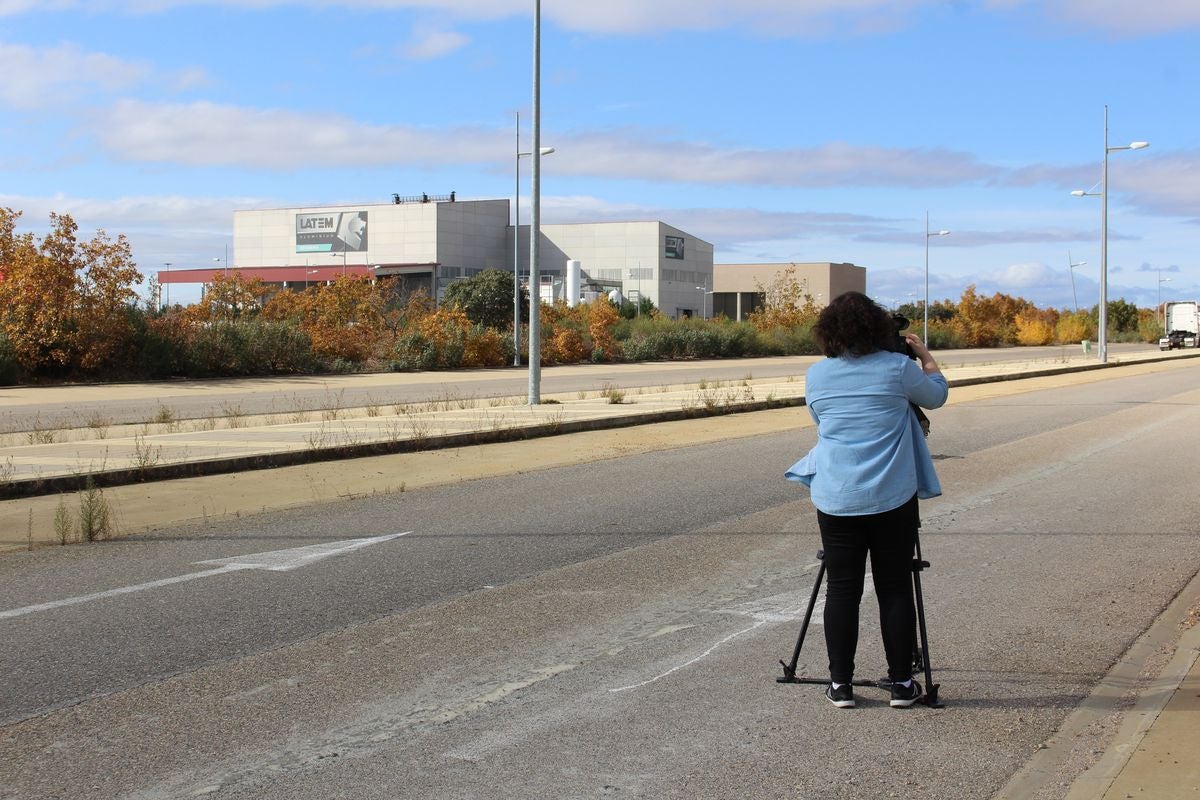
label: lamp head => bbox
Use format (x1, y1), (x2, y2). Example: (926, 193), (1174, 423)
(1071, 190), (1086, 197)
(540, 147), (555, 155)
(1129, 141), (1149, 150)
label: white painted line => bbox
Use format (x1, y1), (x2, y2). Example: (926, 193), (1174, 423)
(609, 619), (767, 693)
(195, 531), (411, 571)
(0, 532), (412, 620)
(609, 566), (877, 693)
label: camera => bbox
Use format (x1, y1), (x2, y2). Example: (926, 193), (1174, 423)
(886, 314), (931, 437)
(888, 314), (916, 360)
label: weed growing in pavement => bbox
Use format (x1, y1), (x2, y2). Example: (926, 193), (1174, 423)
(78, 479), (115, 541)
(132, 434), (162, 470)
(221, 402), (246, 428)
(304, 425), (330, 450)
(26, 417), (57, 444)
(54, 496), (73, 545)
(600, 383), (626, 404)
(545, 406), (566, 433)
(84, 411), (112, 439)
(365, 396), (383, 417)
(408, 417), (431, 447)
(0, 456), (14, 486)
(193, 416), (218, 432)
(320, 388), (346, 421)
(384, 420), (405, 442)
(152, 405), (176, 425)
(576, 390), (589, 400)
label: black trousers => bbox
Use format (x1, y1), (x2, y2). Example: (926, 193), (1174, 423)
(816, 494), (919, 684)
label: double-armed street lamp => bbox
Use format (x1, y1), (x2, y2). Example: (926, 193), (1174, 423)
(1072, 105), (1148, 363)
(513, 110), (555, 367)
(528, 0), (545, 404)
(1067, 251), (1086, 313)
(924, 212), (950, 341)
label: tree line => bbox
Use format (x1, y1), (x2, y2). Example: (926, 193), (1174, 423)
(0, 208), (1166, 386)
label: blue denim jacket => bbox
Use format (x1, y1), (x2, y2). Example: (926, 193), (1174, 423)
(785, 350), (949, 516)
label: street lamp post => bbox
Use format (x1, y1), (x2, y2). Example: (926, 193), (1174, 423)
(1158, 271), (1171, 330)
(1067, 251), (1086, 313)
(304, 269), (319, 290)
(528, 0), (543, 404)
(695, 286), (711, 319)
(1072, 105), (1148, 364)
(162, 262), (172, 309)
(513, 110), (555, 368)
(924, 212), (950, 341)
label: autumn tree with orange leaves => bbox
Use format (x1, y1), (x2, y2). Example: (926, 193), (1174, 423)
(0, 208), (143, 374)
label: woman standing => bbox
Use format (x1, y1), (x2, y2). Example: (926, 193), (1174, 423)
(786, 292), (948, 708)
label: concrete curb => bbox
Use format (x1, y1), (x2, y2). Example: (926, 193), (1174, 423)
(993, 564), (1200, 799)
(0, 396), (808, 500)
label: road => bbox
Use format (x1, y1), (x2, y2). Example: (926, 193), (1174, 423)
(0, 343), (1155, 431)
(1, 356), (1197, 799)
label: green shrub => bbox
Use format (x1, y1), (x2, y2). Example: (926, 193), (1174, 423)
(182, 320), (315, 376)
(393, 326), (468, 371)
(925, 325), (966, 350)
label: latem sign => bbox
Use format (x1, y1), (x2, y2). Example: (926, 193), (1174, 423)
(296, 211), (369, 253)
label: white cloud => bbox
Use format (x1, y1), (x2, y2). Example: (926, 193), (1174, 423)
(89, 100), (1003, 189)
(540, 195), (900, 244)
(90, 99), (507, 167)
(7, 1), (1200, 37)
(988, 0), (1200, 36)
(552, 135), (999, 187)
(403, 26), (470, 60)
(0, 42), (148, 109)
(1113, 151), (1200, 222)
(0, 191), (263, 232)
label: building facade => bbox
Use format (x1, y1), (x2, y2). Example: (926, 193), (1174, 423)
(711, 262), (867, 321)
(166, 198), (863, 320)
(217, 198), (719, 318)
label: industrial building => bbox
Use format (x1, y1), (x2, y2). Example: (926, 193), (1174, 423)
(159, 196), (864, 318)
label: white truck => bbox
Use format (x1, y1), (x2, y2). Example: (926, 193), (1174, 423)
(1160, 301), (1199, 350)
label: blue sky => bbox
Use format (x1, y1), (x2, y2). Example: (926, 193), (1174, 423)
(2, 0), (1198, 310)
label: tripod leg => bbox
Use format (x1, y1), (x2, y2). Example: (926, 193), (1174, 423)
(911, 531), (942, 707)
(778, 552), (825, 682)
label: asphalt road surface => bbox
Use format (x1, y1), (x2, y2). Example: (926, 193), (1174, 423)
(1, 357), (1197, 799)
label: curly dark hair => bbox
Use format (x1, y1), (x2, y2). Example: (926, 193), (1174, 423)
(813, 291), (894, 357)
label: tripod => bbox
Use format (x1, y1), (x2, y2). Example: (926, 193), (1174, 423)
(776, 529), (943, 708)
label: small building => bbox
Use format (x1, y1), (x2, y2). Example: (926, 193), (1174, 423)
(711, 262), (867, 321)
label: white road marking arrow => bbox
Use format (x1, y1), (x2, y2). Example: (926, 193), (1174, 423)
(0, 532), (411, 620)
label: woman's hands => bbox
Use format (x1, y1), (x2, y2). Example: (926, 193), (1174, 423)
(904, 333), (941, 375)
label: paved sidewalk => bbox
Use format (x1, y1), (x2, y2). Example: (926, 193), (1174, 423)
(2, 347), (1199, 800)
